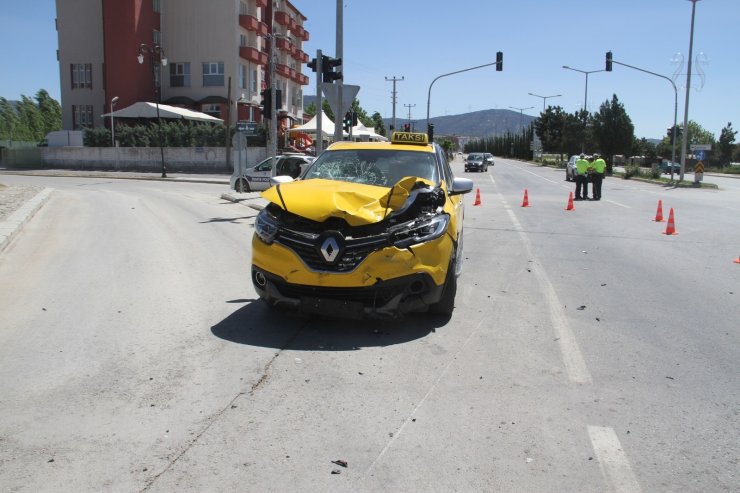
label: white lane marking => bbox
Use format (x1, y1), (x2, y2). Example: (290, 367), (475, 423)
(489, 174), (496, 185)
(604, 199), (630, 208)
(501, 197), (593, 384)
(508, 162), (561, 185)
(588, 426), (642, 493)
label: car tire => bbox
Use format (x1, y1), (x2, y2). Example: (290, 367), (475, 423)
(235, 178), (251, 193)
(430, 250), (457, 317)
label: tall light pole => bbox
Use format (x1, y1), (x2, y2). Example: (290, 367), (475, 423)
(562, 65), (605, 153)
(138, 43), (168, 178)
(508, 106), (534, 130)
(110, 96), (119, 147)
(680, 0), (702, 181)
(528, 92), (561, 112)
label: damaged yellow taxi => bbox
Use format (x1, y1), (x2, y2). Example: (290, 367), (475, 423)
(251, 132), (474, 318)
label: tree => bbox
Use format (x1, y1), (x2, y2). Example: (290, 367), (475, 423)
(370, 112), (386, 136)
(534, 106), (565, 157)
(591, 94), (634, 172)
(717, 122), (736, 165)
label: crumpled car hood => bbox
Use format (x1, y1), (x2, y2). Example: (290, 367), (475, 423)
(261, 177), (428, 226)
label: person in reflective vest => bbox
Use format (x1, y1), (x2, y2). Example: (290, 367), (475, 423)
(591, 154), (606, 200)
(575, 154), (590, 201)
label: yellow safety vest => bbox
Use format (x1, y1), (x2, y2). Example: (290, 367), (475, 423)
(576, 159), (589, 175)
(593, 158), (606, 173)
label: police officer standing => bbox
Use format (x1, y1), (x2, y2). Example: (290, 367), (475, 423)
(574, 154), (590, 201)
(591, 153), (606, 200)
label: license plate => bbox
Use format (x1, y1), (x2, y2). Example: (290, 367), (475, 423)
(300, 296), (364, 319)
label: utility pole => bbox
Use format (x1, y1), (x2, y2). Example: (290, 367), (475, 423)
(385, 76), (404, 133)
(680, 0), (702, 181)
(404, 103), (416, 130)
(334, 0), (344, 143)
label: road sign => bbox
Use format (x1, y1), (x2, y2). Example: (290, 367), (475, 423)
(696, 150), (705, 161)
(690, 144), (711, 151)
(322, 84), (360, 121)
(236, 121), (259, 136)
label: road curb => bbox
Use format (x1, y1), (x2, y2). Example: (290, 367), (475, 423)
(0, 187), (54, 254)
(220, 191), (268, 211)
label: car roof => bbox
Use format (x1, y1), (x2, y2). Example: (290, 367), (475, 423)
(326, 140), (435, 154)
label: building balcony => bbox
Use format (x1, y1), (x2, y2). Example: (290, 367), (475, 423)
(274, 11), (290, 27)
(255, 0), (267, 7)
(294, 73), (309, 85)
(275, 63), (291, 78)
(291, 24), (305, 39)
(239, 14), (268, 36)
(276, 37), (295, 56)
(291, 49), (309, 63)
(239, 46), (268, 66)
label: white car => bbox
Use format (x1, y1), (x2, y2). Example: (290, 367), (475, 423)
(231, 154), (315, 192)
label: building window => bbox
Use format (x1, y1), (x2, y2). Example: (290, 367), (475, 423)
(240, 34), (247, 47)
(239, 64), (247, 89)
(153, 29), (161, 45)
(239, 1), (248, 15)
(153, 0), (161, 13)
(202, 62), (224, 87)
(202, 104), (221, 117)
(72, 104), (94, 129)
(170, 62), (190, 87)
(251, 69), (258, 93)
(70, 63), (92, 89)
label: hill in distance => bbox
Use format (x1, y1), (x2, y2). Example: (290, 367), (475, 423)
(384, 108), (536, 138)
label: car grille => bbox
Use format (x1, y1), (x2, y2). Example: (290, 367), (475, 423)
(276, 226), (390, 273)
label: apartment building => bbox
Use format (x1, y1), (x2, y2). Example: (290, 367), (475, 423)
(55, 0), (309, 131)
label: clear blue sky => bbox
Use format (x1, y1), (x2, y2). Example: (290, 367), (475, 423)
(2, 0), (737, 140)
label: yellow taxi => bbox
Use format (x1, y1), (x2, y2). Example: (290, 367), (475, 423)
(251, 132), (474, 318)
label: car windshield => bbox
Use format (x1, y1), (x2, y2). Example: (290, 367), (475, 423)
(468, 154), (482, 161)
(303, 149), (438, 187)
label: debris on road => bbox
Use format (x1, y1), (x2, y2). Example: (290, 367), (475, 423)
(332, 459), (348, 468)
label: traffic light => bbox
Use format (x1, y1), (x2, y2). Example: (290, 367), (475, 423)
(403, 123), (410, 132)
(343, 111), (352, 133)
(260, 89), (271, 119)
(427, 123), (435, 141)
(275, 89), (282, 111)
(307, 57), (318, 73)
(496, 51), (503, 71)
(606, 51), (613, 72)
(321, 55), (342, 83)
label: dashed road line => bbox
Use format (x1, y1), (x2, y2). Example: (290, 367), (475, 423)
(588, 425), (642, 493)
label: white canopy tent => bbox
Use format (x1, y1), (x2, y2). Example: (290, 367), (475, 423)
(101, 102), (223, 123)
(289, 111), (345, 138)
(351, 122), (388, 142)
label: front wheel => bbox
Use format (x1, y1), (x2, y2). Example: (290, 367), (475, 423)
(430, 253), (458, 317)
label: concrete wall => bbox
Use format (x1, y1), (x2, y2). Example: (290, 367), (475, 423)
(1, 146), (269, 173)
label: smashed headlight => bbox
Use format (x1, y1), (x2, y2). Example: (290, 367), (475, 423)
(254, 208), (279, 244)
(390, 213), (449, 249)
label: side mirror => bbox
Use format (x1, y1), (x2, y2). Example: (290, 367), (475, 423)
(449, 177), (474, 196)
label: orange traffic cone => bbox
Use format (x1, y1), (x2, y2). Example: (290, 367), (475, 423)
(565, 192), (575, 211)
(653, 200), (664, 222)
(663, 208), (678, 235)
(473, 188), (481, 206)
(734, 255), (740, 264)
(521, 189), (530, 207)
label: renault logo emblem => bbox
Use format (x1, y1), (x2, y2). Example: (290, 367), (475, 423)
(320, 236), (340, 263)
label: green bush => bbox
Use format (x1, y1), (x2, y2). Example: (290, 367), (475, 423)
(624, 164), (640, 179)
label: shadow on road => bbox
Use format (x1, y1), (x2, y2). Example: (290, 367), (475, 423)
(211, 300), (449, 351)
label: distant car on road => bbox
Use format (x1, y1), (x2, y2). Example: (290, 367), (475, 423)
(659, 160), (681, 174)
(231, 154), (315, 192)
(465, 153), (488, 172)
(483, 153), (495, 167)
(566, 155), (579, 181)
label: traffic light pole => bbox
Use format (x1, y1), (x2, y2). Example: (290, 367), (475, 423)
(334, 0), (344, 143)
(315, 50), (323, 155)
(426, 57), (502, 130)
(609, 59), (678, 180)
(268, 33), (277, 167)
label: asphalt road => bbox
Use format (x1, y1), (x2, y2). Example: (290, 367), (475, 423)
(0, 165), (738, 492)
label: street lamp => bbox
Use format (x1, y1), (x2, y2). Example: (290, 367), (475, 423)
(137, 43), (168, 178)
(110, 96), (119, 147)
(528, 92), (561, 112)
(508, 106), (534, 129)
(562, 65), (605, 152)
(680, 0), (702, 181)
